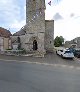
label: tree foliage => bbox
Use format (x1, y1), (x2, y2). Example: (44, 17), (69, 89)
(54, 36), (64, 47)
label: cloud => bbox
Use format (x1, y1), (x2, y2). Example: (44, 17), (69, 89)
(52, 0), (62, 6)
(45, 0), (63, 20)
(46, 0), (80, 40)
(46, 0), (62, 6)
(54, 17), (80, 41)
(55, 0), (80, 19)
(0, 0), (20, 22)
(70, 13), (75, 18)
(46, 0), (80, 20)
(0, 0), (26, 33)
(53, 13), (63, 21)
(9, 19), (26, 34)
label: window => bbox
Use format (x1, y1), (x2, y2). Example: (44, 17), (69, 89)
(65, 51), (71, 53)
(60, 50), (63, 52)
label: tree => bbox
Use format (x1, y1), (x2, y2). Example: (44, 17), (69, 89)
(60, 36), (64, 44)
(54, 36), (64, 47)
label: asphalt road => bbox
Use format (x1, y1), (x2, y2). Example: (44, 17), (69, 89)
(0, 53), (80, 67)
(0, 59), (80, 92)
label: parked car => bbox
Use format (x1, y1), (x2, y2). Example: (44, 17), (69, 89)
(56, 49), (63, 56)
(68, 48), (80, 58)
(68, 48), (75, 54)
(56, 49), (74, 59)
(74, 49), (80, 58)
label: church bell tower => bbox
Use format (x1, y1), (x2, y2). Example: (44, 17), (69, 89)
(26, 0), (45, 24)
(25, 0), (46, 53)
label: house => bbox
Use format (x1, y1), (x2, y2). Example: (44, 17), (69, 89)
(11, 0), (54, 55)
(0, 27), (12, 51)
(65, 37), (80, 48)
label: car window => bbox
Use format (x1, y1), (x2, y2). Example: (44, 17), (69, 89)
(76, 50), (80, 52)
(60, 50), (63, 52)
(75, 50), (80, 53)
(65, 51), (72, 53)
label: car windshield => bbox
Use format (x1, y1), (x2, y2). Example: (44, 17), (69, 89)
(65, 51), (72, 53)
(76, 50), (80, 52)
(60, 50), (63, 52)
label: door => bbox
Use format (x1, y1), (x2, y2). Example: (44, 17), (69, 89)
(33, 40), (38, 50)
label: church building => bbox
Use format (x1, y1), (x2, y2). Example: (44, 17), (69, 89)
(12, 0), (54, 55)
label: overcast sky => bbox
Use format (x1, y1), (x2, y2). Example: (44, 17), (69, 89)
(46, 0), (80, 41)
(0, 0), (80, 41)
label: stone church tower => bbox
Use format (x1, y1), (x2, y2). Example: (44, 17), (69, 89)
(25, 0), (46, 53)
(12, 0), (54, 56)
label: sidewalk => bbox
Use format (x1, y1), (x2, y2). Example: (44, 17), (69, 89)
(0, 53), (57, 64)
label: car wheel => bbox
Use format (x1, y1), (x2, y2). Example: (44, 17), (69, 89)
(61, 54), (63, 58)
(56, 51), (58, 55)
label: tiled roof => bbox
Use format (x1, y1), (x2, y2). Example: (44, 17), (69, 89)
(13, 30), (25, 36)
(13, 25), (26, 36)
(0, 27), (12, 37)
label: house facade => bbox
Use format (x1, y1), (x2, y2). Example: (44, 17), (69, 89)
(65, 37), (80, 49)
(0, 27), (12, 51)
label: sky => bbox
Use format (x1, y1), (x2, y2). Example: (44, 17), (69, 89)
(0, 0), (80, 41)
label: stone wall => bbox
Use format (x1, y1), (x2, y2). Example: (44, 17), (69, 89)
(64, 41), (71, 48)
(45, 20), (54, 52)
(4, 38), (9, 50)
(25, 32), (45, 52)
(0, 37), (11, 50)
(0, 37), (4, 51)
(77, 38), (80, 48)
(11, 35), (26, 50)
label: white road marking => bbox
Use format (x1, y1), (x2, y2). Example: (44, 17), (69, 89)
(61, 65), (67, 68)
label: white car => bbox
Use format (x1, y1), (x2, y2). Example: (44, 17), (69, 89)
(56, 49), (74, 59)
(56, 49), (63, 56)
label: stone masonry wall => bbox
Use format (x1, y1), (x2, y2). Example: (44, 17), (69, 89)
(45, 20), (54, 52)
(26, 0), (45, 52)
(11, 35), (26, 50)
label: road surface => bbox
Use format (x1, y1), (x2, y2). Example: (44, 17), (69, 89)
(0, 59), (80, 92)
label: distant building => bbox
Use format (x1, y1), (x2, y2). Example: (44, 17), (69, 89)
(65, 37), (80, 48)
(0, 27), (12, 51)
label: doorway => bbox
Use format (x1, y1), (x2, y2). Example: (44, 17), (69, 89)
(33, 40), (38, 50)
